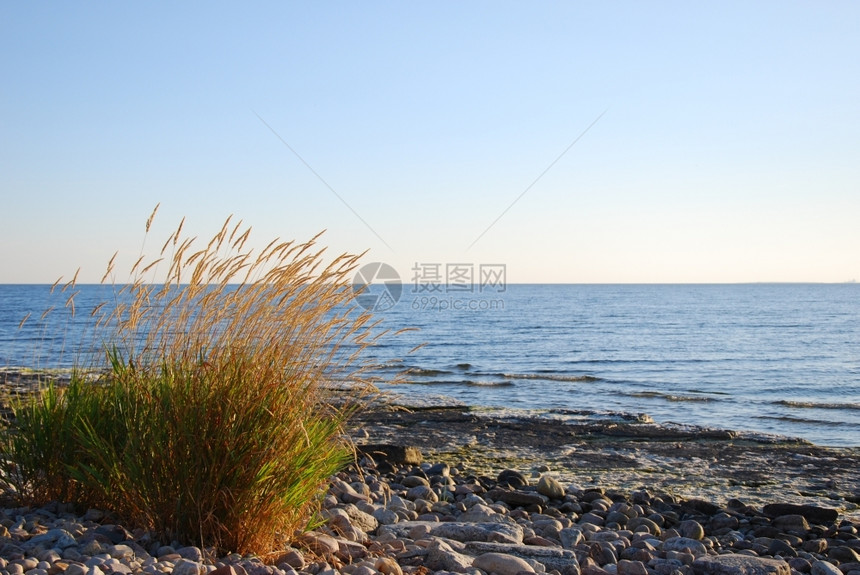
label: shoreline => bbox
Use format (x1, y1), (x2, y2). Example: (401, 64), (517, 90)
(3, 368), (860, 522)
(1, 372), (860, 574)
(353, 397), (860, 523)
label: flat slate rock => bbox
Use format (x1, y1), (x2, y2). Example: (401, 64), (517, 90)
(693, 555), (791, 575)
(762, 503), (838, 525)
(379, 521), (524, 545)
(357, 444), (423, 465)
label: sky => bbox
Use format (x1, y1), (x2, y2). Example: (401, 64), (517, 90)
(1, 2), (859, 284)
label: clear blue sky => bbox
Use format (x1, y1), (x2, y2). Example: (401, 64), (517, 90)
(2, 2), (858, 283)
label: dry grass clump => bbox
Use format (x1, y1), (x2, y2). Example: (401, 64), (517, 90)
(1, 207), (384, 555)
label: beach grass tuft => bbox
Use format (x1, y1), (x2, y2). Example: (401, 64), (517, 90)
(1, 209), (384, 555)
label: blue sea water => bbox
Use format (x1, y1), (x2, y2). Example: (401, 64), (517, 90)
(1, 283), (859, 447)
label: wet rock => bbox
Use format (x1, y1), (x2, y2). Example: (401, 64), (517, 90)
(762, 505), (838, 525)
(489, 488), (549, 508)
(498, 469), (530, 489)
(772, 514), (810, 534)
(358, 444), (422, 465)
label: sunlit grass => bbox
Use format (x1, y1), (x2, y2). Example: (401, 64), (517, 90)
(1, 206), (386, 555)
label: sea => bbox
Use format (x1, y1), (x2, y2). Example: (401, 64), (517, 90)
(1, 283), (859, 447)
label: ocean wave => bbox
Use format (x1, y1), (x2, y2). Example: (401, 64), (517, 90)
(502, 373), (602, 383)
(774, 400), (860, 411)
(404, 367), (452, 377)
(628, 391), (717, 402)
(755, 415), (851, 426)
(463, 380), (513, 387)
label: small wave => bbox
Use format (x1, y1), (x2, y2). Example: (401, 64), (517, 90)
(463, 380), (513, 387)
(502, 373), (602, 383)
(404, 367), (452, 377)
(628, 391), (716, 403)
(400, 379), (469, 386)
(774, 400), (860, 411)
(685, 388), (731, 396)
(454, 363), (472, 370)
(756, 415), (851, 427)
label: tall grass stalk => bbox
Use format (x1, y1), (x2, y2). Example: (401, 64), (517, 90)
(1, 209), (386, 555)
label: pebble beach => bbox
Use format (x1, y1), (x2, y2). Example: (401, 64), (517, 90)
(1, 378), (859, 575)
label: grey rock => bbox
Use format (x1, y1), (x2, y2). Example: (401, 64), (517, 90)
(693, 555), (790, 575)
(406, 485), (438, 502)
(560, 527), (584, 549)
(580, 513), (606, 527)
(402, 475), (431, 488)
(373, 508), (400, 525)
(425, 539), (474, 573)
(108, 544), (136, 559)
(828, 546), (860, 563)
(679, 520), (705, 540)
(460, 504), (517, 525)
(498, 469), (530, 489)
(337, 539), (368, 561)
(427, 462), (451, 477)
(176, 546), (204, 561)
(537, 476), (566, 499)
(663, 537), (709, 558)
(278, 550), (305, 569)
(339, 503), (379, 533)
(616, 560), (649, 575)
(330, 478), (370, 504)
(810, 561), (842, 575)
(431, 521), (524, 544)
(297, 532), (340, 556)
(627, 517), (661, 536)
(464, 541), (580, 573)
(65, 565), (87, 575)
(380, 520), (523, 544)
(767, 539), (796, 558)
(491, 489), (550, 508)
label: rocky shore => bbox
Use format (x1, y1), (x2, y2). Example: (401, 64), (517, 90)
(1, 376), (860, 575)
